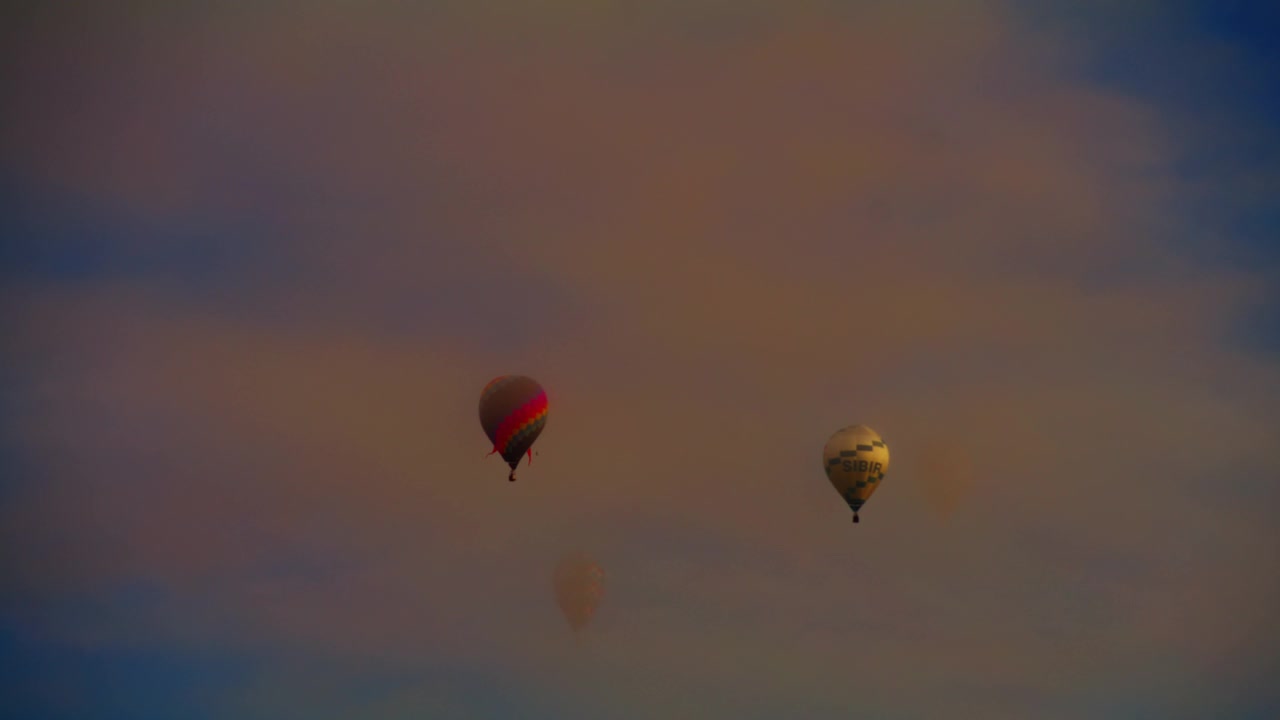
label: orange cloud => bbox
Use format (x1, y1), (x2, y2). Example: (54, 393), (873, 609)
(3, 1), (1277, 716)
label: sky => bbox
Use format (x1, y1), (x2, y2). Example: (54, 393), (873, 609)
(2, 1), (1278, 718)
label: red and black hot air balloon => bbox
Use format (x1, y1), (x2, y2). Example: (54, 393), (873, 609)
(478, 375), (548, 482)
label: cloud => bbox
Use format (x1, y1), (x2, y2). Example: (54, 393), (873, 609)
(2, 1), (1278, 717)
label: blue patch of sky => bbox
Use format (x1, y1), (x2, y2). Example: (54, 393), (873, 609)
(0, 173), (264, 294)
(0, 168), (586, 353)
(0, 608), (252, 720)
(1018, 1), (1280, 353)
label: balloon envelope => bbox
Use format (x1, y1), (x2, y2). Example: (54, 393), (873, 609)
(918, 439), (975, 521)
(478, 375), (548, 472)
(552, 553), (605, 631)
(822, 425), (890, 520)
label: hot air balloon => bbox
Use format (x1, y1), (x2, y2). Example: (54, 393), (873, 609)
(553, 553), (605, 632)
(823, 424), (890, 523)
(918, 439), (975, 521)
(478, 375), (548, 482)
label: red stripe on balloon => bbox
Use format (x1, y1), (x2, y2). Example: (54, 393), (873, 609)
(494, 392), (547, 453)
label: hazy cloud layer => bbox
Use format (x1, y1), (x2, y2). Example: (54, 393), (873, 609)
(3, 1), (1277, 717)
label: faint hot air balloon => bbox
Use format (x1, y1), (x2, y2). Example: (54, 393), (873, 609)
(478, 375), (548, 482)
(917, 439), (975, 521)
(822, 425), (891, 523)
(553, 553), (605, 632)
